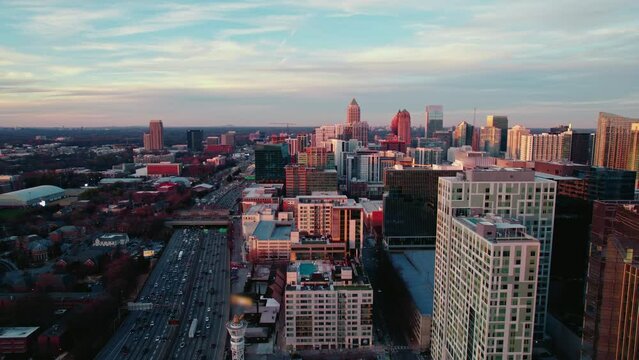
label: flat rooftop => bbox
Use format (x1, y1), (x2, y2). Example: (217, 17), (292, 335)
(455, 216), (532, 241)
(389, 251), (435, 315)
(252, 221), (291, 240)
(535, 172), (580, 181)
(0, 327), (39, 339)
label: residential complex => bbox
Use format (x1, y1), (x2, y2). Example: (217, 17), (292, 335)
(284, 261), (373, 351)
(436, 168), (556, 339)
(432, 215), (539, 359)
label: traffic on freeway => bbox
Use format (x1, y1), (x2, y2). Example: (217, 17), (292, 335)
(96, 228), (229, 360)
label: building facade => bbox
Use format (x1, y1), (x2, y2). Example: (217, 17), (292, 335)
(432, 215), (539, 359)
(581, 201), (639, 360)
(486, 115), (509, 152)
(593, 112), (639, 170)
(284, 261), (373, 351)
(425, 105), (444, 139)
(143, 120), (164, 151)
(437, 168), (556, 339)
(186, 129), (203, 152)
(255, 143), (290, 183)
(507, 125), (530, 160)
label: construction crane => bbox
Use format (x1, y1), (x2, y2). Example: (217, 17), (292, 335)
(269, 122), (296, 134)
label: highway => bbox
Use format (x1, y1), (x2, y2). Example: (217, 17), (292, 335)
(96, 228), (229, 360)
(97, 152), (252, 360)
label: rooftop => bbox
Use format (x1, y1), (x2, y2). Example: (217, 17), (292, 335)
(389, 251), (435, 315)
(455, 215), (533, 242)
(0, 327), (39, 339)
(252, 221), (292, 241)
(0, 185), (65, 203)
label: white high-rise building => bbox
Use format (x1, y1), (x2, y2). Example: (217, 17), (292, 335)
(432, 214), (540, 359)
(435, 168), (556, 342)
(507, 125), (531, 160)
(284, 261), (373, 351)
(330, 139), (359, 180)
(519, 133), (564, 162)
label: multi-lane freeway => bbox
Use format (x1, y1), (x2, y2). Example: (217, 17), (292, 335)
(98, 153), (253, 360)
(97, 227), (229, 360)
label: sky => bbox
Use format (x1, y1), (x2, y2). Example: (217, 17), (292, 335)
(0, 0), (638, 128)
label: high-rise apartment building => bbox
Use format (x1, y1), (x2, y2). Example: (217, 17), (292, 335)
(284, 261), (373, 351)
(143, 120), (164, 151)
(478, 126), (502, 156)
(255, 143), (289, 183)
(186, 129), (203, 152)
(487, 115), (509, 152)
(453, 121), (474, 147)
(436, 168), (556, 339)
(507, 125), (531, 160)
(593, 112), (639, 170)
(425, 105), (444, 139)
(519, 133), (564, 162)
(347, 98), (360, 124)
(582, 201), (639, 360)
(432, 215), (540, 359)
(295, 193), (349, 236)
(383, 165), (461, 249)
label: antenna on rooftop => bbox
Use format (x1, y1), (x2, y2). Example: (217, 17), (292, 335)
(473, 107), (477, 127)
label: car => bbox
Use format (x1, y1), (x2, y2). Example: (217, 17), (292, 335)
(144, 334), (149, 340)
(206, 323), (211, 329)
(210, 343), (216, 349)
(207, 307), (211, 312)
(180, 342), (185, 348)
(155, 336), (160, 342)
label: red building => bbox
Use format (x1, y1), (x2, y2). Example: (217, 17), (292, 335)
(0, 327), (39, 355)
(204, 144), (233, 155)
(583, 201), (639, 359)
(146, 163), (181, 177)
(143, 120), (164, 151)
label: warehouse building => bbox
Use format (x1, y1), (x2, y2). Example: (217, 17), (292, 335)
(0, 185), (65, 208)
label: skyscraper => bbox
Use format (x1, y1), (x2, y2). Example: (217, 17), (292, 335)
(383, 165), (460, 249)
(255, 143), (289, 183)
(453, 121), (474, 147)
(432, 214), (540, 359)
(347, 98), (361, 124)
(436, 168), (556, 339)
(425, 105), (444, 139)
(582, 201), (639, 359)
(478, 126), (501, 156)
(507, 125), (531, 160)
(392, 109), (411, 146)
(593, 112), (639, 170)
(487, 115), (509, 152)
(143, 120), (164, 151)
(186, 129), (203, 152)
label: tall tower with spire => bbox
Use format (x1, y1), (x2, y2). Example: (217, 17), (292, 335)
(347, 98), (360, 124)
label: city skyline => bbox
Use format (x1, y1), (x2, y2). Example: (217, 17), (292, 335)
(1, 0), (638, 127)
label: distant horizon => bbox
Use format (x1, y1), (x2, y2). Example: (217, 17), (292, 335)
(1, 1), (638, 127)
